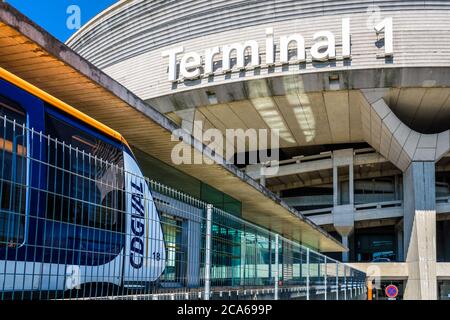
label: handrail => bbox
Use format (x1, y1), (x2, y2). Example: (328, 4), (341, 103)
(301, 200), (403, 216)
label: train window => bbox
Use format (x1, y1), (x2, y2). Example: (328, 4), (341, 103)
(45, 113), (125, 233)
(0, 96), (27, 248)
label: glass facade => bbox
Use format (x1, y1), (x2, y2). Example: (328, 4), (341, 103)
(354, 226), (397, 262)
(206, 209), (316, 290)
(160, 214), (184, 284)
(200, 184), (241, 217)
(133, 147), (242, 217)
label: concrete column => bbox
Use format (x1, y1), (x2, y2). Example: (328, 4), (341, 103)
(403, 161), (437, 300)
(341, 235), (350, 262)
(349, 161), (354, 205)
(332, 149), (355, 262)
(260, 175), (266, 187)
(332, 149), (354, 206)
(175, 108), (196, 134)
(333, 164), (338, 206)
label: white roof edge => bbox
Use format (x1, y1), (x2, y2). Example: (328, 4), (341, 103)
(66, 0), (133, 45)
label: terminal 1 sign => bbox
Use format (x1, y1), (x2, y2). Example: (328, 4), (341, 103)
(162, 18), (393, 82)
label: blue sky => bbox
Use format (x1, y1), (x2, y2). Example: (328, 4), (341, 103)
(6, 0), (118, 42)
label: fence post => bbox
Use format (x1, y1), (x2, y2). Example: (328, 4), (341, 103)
(349, 270), (353, 299)
(204, 204), (212, 300)
(336, 263), (339, 300)
(324, 257), (327, 300)
(306, 248), (310, 300)
(343, 265), (347, 300)
(274, 234), (279, 300)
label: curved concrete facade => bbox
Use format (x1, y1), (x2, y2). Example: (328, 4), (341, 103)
(67, 0), (450, 168)
(68, 0), (450, 99)
(68, 1), (450, 299)
(67, 0), (450, 139)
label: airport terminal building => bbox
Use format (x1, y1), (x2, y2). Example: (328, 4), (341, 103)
(0, 1), (370, 301)
(63, 0), (450, 300)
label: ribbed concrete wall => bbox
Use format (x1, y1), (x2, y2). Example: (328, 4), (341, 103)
(68, 0), (450, 68)
(67, 1), (450, 100)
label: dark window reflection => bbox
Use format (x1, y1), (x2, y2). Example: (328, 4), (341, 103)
(45, 113), (125, 233)
(354, 226), (397, 262)
(0, 96), (27, 248)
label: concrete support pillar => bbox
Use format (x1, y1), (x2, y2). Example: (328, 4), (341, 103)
(349, 162), (354, 205)
(332, 149), (354, 262)
(333, 164), (338, 206)
(175, 108), (196, 134)
(260, 175), (266, 187)
(341, 235), (350, 262)
(332, 149), (354, 206)
(403, 161), (437, 300)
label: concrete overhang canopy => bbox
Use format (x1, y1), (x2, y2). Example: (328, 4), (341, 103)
(0, 3), (345, 252)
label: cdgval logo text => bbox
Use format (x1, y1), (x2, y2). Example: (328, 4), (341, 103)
(162, 18), (393, 82)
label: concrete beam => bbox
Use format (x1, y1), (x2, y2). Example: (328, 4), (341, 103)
(437, 263), (450, 279)
(308, 205), (403, 226)
(246, 158), (332, 180)
(360, 91), (450, 171)
(347, 262), (408, 280)
(246, 150), (387, 180)
(308, 200), (450, 227)
(283, 195), (333, 207)
(269, 168), (400, 192)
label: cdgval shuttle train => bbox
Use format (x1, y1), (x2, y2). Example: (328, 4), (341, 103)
(0, 67), (166, 298)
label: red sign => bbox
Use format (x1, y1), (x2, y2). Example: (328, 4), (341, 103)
(385, 284), (399, 298)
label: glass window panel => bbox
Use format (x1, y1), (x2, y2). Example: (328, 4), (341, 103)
(0, 97), (27, 248)
(45, 114), (124, 232)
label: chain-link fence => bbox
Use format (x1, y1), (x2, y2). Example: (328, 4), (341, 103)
(0, 115), (366, 300)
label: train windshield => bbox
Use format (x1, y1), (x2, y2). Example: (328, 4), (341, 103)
(0, 96), (27, 248)
(45, 113), (125, 233)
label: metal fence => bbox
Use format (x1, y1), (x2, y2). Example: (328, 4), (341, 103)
(0, 115), (366, 300)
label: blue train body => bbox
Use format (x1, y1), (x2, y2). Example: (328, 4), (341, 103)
(0, 76), (166, 297)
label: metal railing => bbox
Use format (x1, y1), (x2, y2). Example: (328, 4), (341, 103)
(0, 115), (366, 300)
(354, 200), (402, 211)
(301, 200), (403, 217)
(436, 196), (450, 204)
